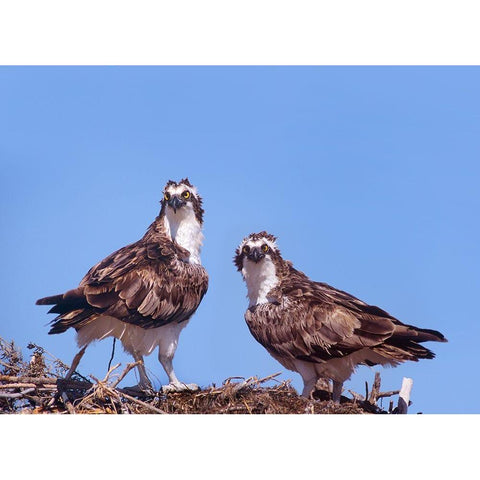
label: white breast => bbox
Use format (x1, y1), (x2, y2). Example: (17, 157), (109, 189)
(242, 256), (279, 307)
(163, 207), (204, 264)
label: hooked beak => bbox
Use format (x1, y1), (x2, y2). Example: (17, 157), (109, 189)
(167, 195), (185, 213)
(247, 248), (265, 263)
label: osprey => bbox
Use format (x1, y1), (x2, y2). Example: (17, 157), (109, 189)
(37, 178), (208, 393)
(235, 231), (447, 402)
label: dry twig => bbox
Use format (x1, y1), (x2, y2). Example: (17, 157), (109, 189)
(1, 336), (420, 415)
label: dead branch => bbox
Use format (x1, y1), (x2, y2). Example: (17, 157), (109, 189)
(348, 390), (365, 402)
(0, 375), (57, 384)
(0, 388), (35, 399)
(0, 375), (92, 390)
(1, 336), (426, 415)
(256, 372), (283, 384)
(0, 383), (38, 389)
(0, 360), (21, 372)
(119, 391), (167, 414)
(377, 390), (400, 399)
(368, 372), (381, 404)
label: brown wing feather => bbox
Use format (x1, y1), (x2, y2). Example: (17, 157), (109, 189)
(39, 230), (208, 333)
(246, 298), (384, 364)
(246, 265), (445, 367)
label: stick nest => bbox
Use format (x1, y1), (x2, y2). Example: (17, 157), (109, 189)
(0, 337), (397, 415)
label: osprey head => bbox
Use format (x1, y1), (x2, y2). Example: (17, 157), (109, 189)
(235, 231), (281, 307)
(234, 231), (279, 271)
(161, 177), (204, 223)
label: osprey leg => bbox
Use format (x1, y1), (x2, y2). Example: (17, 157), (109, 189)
(300, 377), (318, 398)
(293, 360), (318, 398)
(332, 380), (343, 403)
(158, 351), (199, 392)
(46, 345), (88, 409)
(132, 352), (153, 390)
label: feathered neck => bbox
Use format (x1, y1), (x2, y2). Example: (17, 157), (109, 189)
(146, 208), (204, 265)
(241, 256), (280, 307)
(163, 206), (203, 264)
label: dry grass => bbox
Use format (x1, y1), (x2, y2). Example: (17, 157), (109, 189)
(0, 337), (394, 415)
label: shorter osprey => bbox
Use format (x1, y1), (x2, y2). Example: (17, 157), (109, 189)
(37, 178), (208, 393)
(235, 231), (447, 402)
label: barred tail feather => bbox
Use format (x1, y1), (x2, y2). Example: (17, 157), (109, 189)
(48, 310), (97, 335)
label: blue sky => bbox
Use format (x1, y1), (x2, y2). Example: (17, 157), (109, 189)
(1, 66), (478, 413)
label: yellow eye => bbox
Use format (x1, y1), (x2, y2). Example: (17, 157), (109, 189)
(242, 245), (250, 254)
(164, 192), (171, 201)
(182, 191), (191, 199)
(262, 244), (269, 253)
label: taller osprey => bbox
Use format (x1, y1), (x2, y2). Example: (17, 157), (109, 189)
(37, 178), (208, 393)
(235, 231), (446, 402)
